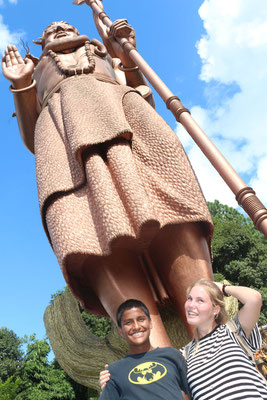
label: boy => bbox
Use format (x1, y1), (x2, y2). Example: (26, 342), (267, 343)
(99, 299), (190, 399)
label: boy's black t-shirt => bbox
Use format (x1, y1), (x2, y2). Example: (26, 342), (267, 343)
(99, 347), (189, 399)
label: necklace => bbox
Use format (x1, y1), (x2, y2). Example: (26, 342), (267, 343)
(47, 41), (95, 76)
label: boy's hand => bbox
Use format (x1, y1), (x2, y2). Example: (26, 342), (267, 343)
(99, 364), (110, 390)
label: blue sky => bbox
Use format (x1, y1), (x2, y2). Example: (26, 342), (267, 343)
(1, 0), (266, 347)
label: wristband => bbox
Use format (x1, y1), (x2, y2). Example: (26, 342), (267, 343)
(222, 284), (231, 297)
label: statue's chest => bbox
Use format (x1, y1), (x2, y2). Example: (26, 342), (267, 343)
(56, 47), (91, 71)
(49, 45), (95, 76)
(34, 43), (116, 107)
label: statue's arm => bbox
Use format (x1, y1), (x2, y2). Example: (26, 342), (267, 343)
(109, 21), (155, 107)
(90, 1), (155, 107)
(2, 45), (39, 154)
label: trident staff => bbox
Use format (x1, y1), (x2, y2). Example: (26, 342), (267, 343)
(74, 0), (267, 237)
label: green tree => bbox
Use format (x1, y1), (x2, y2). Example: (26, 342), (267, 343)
(17, 337), (75, 400)
(0, 328), (23, 382)
(208, 200), (267, 325)
(80, 309), (112, 339)
(0, 376), (22, 400)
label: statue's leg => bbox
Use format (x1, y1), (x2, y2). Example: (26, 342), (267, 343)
(83, 248), (171, 348)
(148, 222), (213, 337)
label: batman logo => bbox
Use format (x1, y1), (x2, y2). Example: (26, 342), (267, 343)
(128, 361), (167, 384)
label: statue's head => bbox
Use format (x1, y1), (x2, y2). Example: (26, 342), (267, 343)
(33, 22), (80, 49)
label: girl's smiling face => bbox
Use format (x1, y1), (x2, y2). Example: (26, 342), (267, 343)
(185, 285), (220, 329)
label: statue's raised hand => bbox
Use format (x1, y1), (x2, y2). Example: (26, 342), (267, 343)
(92, 7), (137, 66)
(2, 45), (34, 89)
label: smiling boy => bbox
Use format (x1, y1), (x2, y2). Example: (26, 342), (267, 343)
(99, 299), (190, 400)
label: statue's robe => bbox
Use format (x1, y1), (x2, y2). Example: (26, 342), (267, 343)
(34, 49), (213, 316)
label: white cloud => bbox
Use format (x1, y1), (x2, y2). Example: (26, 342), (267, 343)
(0, 15), (21, 54)
(176, 0), (267, 215)
(176, 107), (237, 208)
(0, 0), (18, 5)
(250, 157), (267, 206)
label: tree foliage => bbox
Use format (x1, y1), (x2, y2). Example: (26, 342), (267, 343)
(17, 337), (75, 400)
(80, 309), (112, 339)
(0, 328), (23, 382)
(0, 330), (77, 400)
(0, 377), (22, 400)
(208, 200), (267, 325)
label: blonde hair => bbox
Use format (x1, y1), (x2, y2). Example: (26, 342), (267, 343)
(187, 279), (229, 349)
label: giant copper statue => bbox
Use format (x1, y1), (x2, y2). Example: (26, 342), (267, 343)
(2, 0), (214, 346)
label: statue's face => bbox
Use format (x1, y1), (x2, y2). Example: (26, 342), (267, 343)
(44, 23), (78, 45)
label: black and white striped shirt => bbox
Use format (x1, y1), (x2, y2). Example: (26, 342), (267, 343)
(185, 316), (267, 399)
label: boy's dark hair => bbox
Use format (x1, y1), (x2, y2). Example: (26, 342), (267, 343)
(116, 299), (151, 328)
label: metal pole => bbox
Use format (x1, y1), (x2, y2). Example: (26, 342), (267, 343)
(74, 0), (267, 237)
